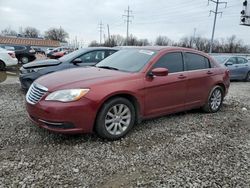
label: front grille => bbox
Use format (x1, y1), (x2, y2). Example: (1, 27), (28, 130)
(26, 83), (48, 104)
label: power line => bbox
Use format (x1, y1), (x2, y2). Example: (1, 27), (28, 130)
(123, 6), (134, 45)
(208, 0), (227, 53)
(98, 21), (104, 44)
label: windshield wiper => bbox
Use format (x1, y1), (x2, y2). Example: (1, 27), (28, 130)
(97, 66), (119, 70)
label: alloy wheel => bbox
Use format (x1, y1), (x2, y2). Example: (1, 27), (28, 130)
(21, 57), (29, 64)
(209, 88), (222, 111)
(105, 104), (131, 136)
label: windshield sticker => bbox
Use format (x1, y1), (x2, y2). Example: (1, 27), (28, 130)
(139, 50), (155, 56)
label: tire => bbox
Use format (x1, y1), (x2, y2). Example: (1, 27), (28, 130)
(20, 56), (29, 64)
(202, 86), (224, 113)
(245, 71), (250, 82)
(95, 97), (136, 140)
(0, 60), (6, 71)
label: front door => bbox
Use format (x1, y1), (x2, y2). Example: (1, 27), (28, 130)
(144, 52), (188, 117)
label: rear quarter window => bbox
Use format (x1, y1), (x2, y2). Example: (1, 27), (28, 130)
(185, 53), (210, 71)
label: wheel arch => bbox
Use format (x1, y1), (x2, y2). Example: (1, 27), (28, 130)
(0, 59), (6, 69)
(94, 92), (142, 131)
(216, 82), (226, 97)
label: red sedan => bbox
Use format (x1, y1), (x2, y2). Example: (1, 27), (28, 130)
(26, 47), (230, 140)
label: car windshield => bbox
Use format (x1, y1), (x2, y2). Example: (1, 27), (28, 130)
(59, 49), (87, 62)
(96, 49), (157, 72)
(212, 56), (228, 64)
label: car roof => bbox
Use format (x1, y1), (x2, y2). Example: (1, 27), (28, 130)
(113, 46), (203, 52)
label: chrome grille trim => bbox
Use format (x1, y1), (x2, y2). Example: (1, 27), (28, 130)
(26, 83), (48, 105)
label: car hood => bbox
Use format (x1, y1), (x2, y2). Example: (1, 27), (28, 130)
(36, 67), (132, 91)
(23, 59), (61, 69)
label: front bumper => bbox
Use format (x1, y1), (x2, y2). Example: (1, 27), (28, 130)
(19, 72), (40, 90)
(26, 98), (97, 134)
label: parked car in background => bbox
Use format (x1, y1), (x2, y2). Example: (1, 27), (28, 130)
(46, 48), (54, 55)
(46, 46), (73, 58)
(0, 47), (18, 70)
(49, 50), (71, 59)
(25, 47), (230, 140)
(212, 55), (250, 81)
(19, 47), (118, 90)
(0, 45), (36, 64)
(33, 47), (45, 55)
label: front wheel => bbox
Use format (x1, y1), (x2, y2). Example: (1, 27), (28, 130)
(202, 86), (223, 113)
(95, 97), (136, 140)
(20, 56), (29, 64)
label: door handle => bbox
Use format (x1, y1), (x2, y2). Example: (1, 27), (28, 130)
(178, 74), (187, 79)
(207, 71), (213, 75)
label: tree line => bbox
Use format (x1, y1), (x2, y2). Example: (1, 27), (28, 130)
(0, 26), (69, 42)
(90, 34), (250, 53)
(1, 26), (249, 53)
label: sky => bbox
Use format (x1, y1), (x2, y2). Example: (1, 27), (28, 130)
(0, 0), (249, 46)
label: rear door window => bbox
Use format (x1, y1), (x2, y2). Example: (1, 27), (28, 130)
(237, 57), (248, 64)
(79, 50), (106, 63)
(106, 50), (117, 57)
(185, 53), (210, 71)
(152, 52), (184, 73)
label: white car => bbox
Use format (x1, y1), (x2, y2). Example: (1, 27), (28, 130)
(0, 47), (18, 70)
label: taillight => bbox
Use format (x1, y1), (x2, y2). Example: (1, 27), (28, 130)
(8, 52), (16, 58)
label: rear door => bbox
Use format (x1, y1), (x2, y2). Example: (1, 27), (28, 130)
(235, 57), (250, 79)
(184, 52), (214, 108)
(144, 52), (188, 116)
(76, 50), (106, 66)
(225, 57), (238, 79)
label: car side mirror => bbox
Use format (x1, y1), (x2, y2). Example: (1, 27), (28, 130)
(225, 62), (233, 66)
(150, 68), (169, 77)
(72, 58), (82, 64)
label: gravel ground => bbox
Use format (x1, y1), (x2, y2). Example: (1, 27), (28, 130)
(0, 82), (250, 187)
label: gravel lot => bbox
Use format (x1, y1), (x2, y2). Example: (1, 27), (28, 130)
(0, 82), (250, 187)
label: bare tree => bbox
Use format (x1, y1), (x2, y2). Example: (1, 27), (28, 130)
(22, 27), (39, 38)
(88, 40), (99, 47)
(155, 36), (173, 46)
(179, 36), (193, 48)
(44, 27), (69, 42)
(103, 34), (125, 47)
(1, 27), (17, 36)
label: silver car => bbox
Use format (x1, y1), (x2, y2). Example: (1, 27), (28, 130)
(213, 55), (250, 81)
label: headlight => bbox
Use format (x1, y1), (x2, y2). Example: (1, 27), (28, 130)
(45, 89), (89, 102)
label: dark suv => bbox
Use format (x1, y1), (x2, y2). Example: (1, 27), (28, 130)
(0, 45), (36, 64)
(19, 47), (117, 90)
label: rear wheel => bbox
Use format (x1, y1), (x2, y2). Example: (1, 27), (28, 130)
(95, 97), (135, 140)
(20, 56), (29, 64)
(202, 86), (223, 113)
(0, 60), (6, 71)
(245, 71), (250, 82)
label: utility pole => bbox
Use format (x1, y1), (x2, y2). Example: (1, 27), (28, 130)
(107, 24), (111, 45)
(208, 0), (227, 53)
(123, 6), (134, 46)
(192, 28), (197, 48)
(98, 21), (104, 44)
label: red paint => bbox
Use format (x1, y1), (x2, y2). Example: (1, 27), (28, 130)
(26, 47), (230, 134)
